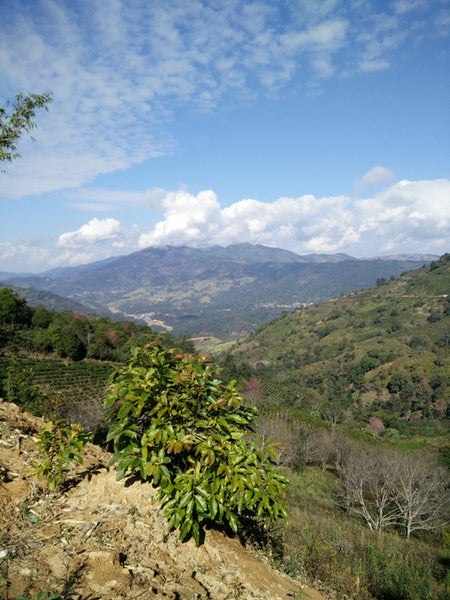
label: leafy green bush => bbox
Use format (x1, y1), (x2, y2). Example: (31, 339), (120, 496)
(0, 288), (32, 329)
(31, 421), (92, 491)
(105, 345), (288, 545)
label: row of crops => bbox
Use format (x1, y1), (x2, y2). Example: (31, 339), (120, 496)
(0, 353), (116, 431)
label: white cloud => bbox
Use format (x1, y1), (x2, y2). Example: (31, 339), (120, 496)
(394, 1), (427, 15)
(435, 8), (450, 33)
(0, 240), (50, 270)
(135, 178), (450, 258)
(356, 166), (395, 192)
(57, 217), (123, 248)
(353, 178), (450, 253)
(359, 58), (391, 72)
(66, 203), (116, 213)
(2, 176), (448, 272)
(0, 1), (440, 198)
(67, 187), (167, 211)
(138, 190), (221, 247)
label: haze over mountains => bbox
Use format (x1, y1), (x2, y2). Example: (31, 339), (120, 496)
(0, 244), (437, 339)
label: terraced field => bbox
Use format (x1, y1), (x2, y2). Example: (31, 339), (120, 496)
(0, 354), (115, 431)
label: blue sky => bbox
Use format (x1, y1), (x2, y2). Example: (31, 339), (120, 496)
(1, 0), (449, 273)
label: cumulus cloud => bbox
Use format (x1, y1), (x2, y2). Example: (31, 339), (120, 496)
(57, 217), (123, 248)
(135, 178), (450, 258)
(138, 190), (221, 247)
(3, 176), (448, 273)
(353, 179), (450, 253)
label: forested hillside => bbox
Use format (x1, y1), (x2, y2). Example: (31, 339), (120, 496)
(0, 287), (193, 428)
(0, 282), (115, 316)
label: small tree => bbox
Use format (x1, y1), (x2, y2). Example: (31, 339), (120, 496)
(31, 420), (92, 491)
(0, 287), (32, 329)
(105, 345), (288, 545)
(0, 92), (52, 165)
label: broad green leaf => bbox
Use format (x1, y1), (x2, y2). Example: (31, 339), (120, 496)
(117, 402), (132, 419)
(192, 521), (201, 546)
(185, 498), (195, 518)
(195, 494), (207, 513)
(209, 496), (218, 519)
(179, 518), (193, 541)
(179, 491), (193, 509)
(194, 485), (209, 498)
(226, 511), (238, 533)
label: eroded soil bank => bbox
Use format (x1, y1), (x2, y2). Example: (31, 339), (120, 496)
(0, 400), (328, 600)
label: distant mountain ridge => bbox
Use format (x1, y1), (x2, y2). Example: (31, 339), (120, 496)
(0, 282), (113, 316)
(1, 244), (438, 338)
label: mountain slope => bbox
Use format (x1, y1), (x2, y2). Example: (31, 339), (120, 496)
(223, 254), (450, 436)
(5, 244), (435, 339)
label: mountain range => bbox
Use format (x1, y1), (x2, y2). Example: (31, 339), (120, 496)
(0, 244), (437, 339)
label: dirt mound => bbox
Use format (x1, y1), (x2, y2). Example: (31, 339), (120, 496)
(0, 400), (327, 600)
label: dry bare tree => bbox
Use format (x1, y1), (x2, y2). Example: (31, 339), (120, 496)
(391, 452), (449, 538)
(338, 442), (450, 537)
(338, 444), (399, 531)
(257, 412), (306, 467)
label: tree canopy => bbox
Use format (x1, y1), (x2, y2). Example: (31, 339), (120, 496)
(0, 287), (32, 329)
(0, 92), (52, 165)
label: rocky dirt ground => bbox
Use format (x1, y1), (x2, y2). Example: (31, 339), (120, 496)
(0, 399), (329, 600)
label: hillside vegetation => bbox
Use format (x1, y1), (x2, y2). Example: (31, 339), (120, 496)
(0, 288), (193, 428)
(214, 254), (450, 598)
(223, 253), (449, 439)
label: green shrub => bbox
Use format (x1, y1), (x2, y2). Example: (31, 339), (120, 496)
(105, 345), (288, 545)
(31, 421), (92, 491)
